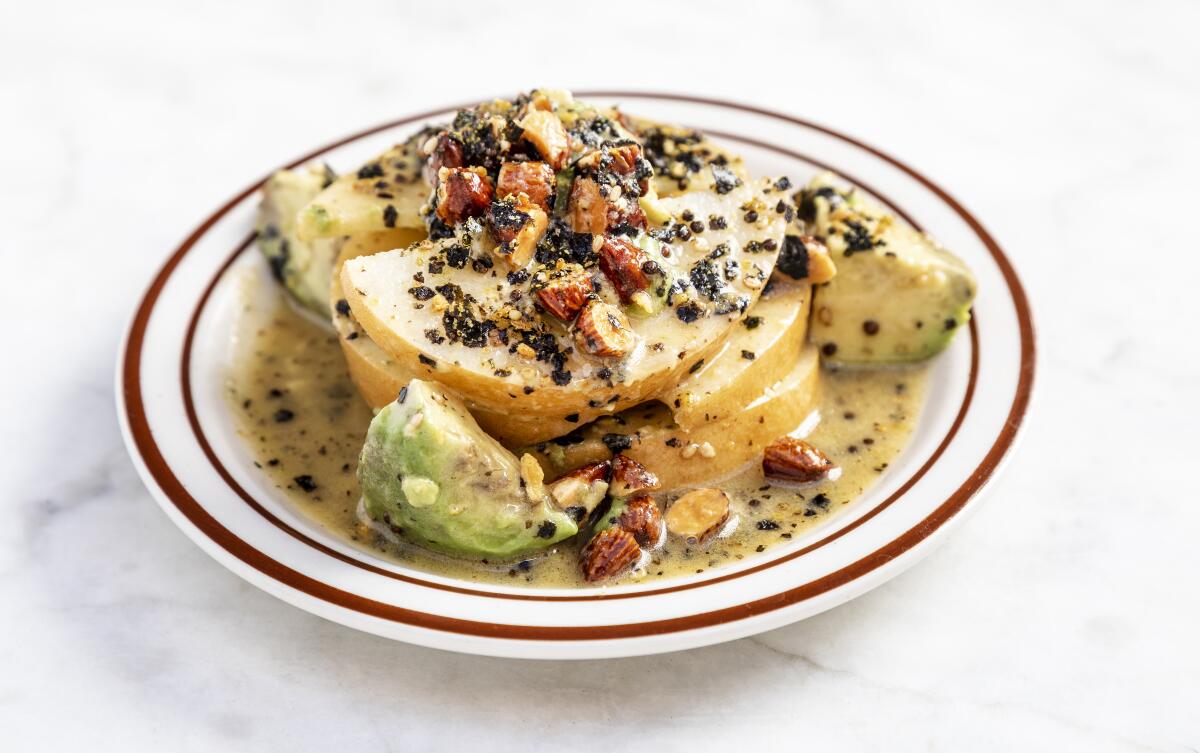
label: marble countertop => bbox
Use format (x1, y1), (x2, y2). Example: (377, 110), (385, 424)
(4, 0), (1198, 749)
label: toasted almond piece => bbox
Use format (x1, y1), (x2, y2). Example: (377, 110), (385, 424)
(548, 460), (611, 517)
(800, 235), (837, 284)
(616, 495), (663, 547)
(426, 131), (463, 182)
(534, 264), (592, 322)
(665, 488), (730, 543)
(486, 197), (547, 268)
(518, 109), (570, 169)
(762, 437), (836, 483)
(497, 161), (555, 210)
(582, 527), (640, 582)
(436, 167), (493, 225)
(568, 176), (608, 234)
(598, 236), (651, 304)
(609, 454), (659, 498)
(574, 299), (638, 358)
(605, 144), (644, 176)
(519, 452), (546, 502)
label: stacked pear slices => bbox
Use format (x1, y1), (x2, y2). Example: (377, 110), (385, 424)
(266, 101), (822, 491)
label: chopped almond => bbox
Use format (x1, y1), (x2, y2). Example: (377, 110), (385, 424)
(665, 488), (730, 544)
(486, 197), (546, 268)
(568, 176), (608, 234)
(598, 236), (651, 304)
(435, 167), (493, 225)
(517, 109), (570, 169)
(609, 454), (660, 498)
(762, 437), (836, 483)
(616, 495), (663, 547)
(497, 161), (555, 210)
(428, 132), (463, 178)
(547, 460), (611, 516)
(801, 235), (837, 284)
(574, 299), (638, 358)
(534, 264), (592, 321)
(582, 528), (640, 582)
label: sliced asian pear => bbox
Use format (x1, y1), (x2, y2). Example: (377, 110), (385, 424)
(331, 272), (583, 447)
(525, 346), (821, 492)
(667, 277), (811, 431)
(296, 128), (434, 241)
(626, 116), (749, 199)
(339, 179), (789, 423)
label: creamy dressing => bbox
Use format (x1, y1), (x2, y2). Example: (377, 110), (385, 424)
(226, 285), (928, 588)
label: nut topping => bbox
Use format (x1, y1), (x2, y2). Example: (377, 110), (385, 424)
(665, 488), (730, 544)
(486, 196), (547, 268)
(598, 236), (651, 304)
(496, 161), (556, 211)
(548, 460), (611, 515)
(517, 109), (570, 169)
(582, 527), (640, 582)
(574, 299), (638, 358)
(568, 176), (608, 234)
(426, 131), (464, 182)
(615, 495), (663, 547)
(435, 167), (493, 225)
(534, 264), (592, 322)
(609, 454), (660, 498)
(762, 437), (836, 483)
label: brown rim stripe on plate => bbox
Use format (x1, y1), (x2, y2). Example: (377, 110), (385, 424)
(176, 134), (966, 602)
(123, 94), (1035, 639)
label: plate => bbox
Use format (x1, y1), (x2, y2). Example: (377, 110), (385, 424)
(117, 92), (1034, 659)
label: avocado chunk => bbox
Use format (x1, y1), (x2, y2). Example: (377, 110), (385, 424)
(256, 164), (342, 316)
(358, 380), (578, 559)
(800, 174), (977, 363)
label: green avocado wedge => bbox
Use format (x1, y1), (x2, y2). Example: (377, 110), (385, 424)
(800, 174), (977, 364)
(255, 164), (342, 316)
(358, 380), (578, 559)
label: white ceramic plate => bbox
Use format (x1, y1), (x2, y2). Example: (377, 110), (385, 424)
(117, 92), (1034, 659)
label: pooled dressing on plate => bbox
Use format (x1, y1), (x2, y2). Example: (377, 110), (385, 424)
(226, 283), (928, 588)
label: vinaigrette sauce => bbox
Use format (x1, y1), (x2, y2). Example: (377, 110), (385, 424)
(226, 284), (928, 588)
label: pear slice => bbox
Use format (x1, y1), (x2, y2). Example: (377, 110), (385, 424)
(667, 277), (811, 431)
(526, 346), (821, 491)
(340, 179), (790, 424)
(296, 128), (434, 240)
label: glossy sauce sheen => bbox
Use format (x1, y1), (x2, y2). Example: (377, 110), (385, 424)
(227, 279), (929, 588)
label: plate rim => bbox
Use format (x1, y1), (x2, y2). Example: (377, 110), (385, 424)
(117, 91), (1036, 651)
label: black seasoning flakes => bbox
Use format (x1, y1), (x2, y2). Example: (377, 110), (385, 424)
(408, 286), (435, 301)
(602, 433), (633, 454)
(777, 235), (810, 279)
(711, 163), (742, 194)
(708, 215), (728, 231)
(741, 350), (756, 360)
(293, 475), (318, 493)
(424, 328), (446, 345)
(756, 520), (780, 530)
(273, 409), (295, 423)
(335, 299), (351, 316)
(676, 302), (703, 323)
(841, 219), (881, 254)
(356, 162), (384, 180)
(688, 358), (706, 375)
(383, 204), (398, 228)
(418, 354), (437, 367)
(444, 245), (470, 269)
(743, 316), (763, 330)
(536, 521), (557, 539)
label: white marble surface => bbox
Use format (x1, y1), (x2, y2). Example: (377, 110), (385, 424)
(3, 0), (1199, 749)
